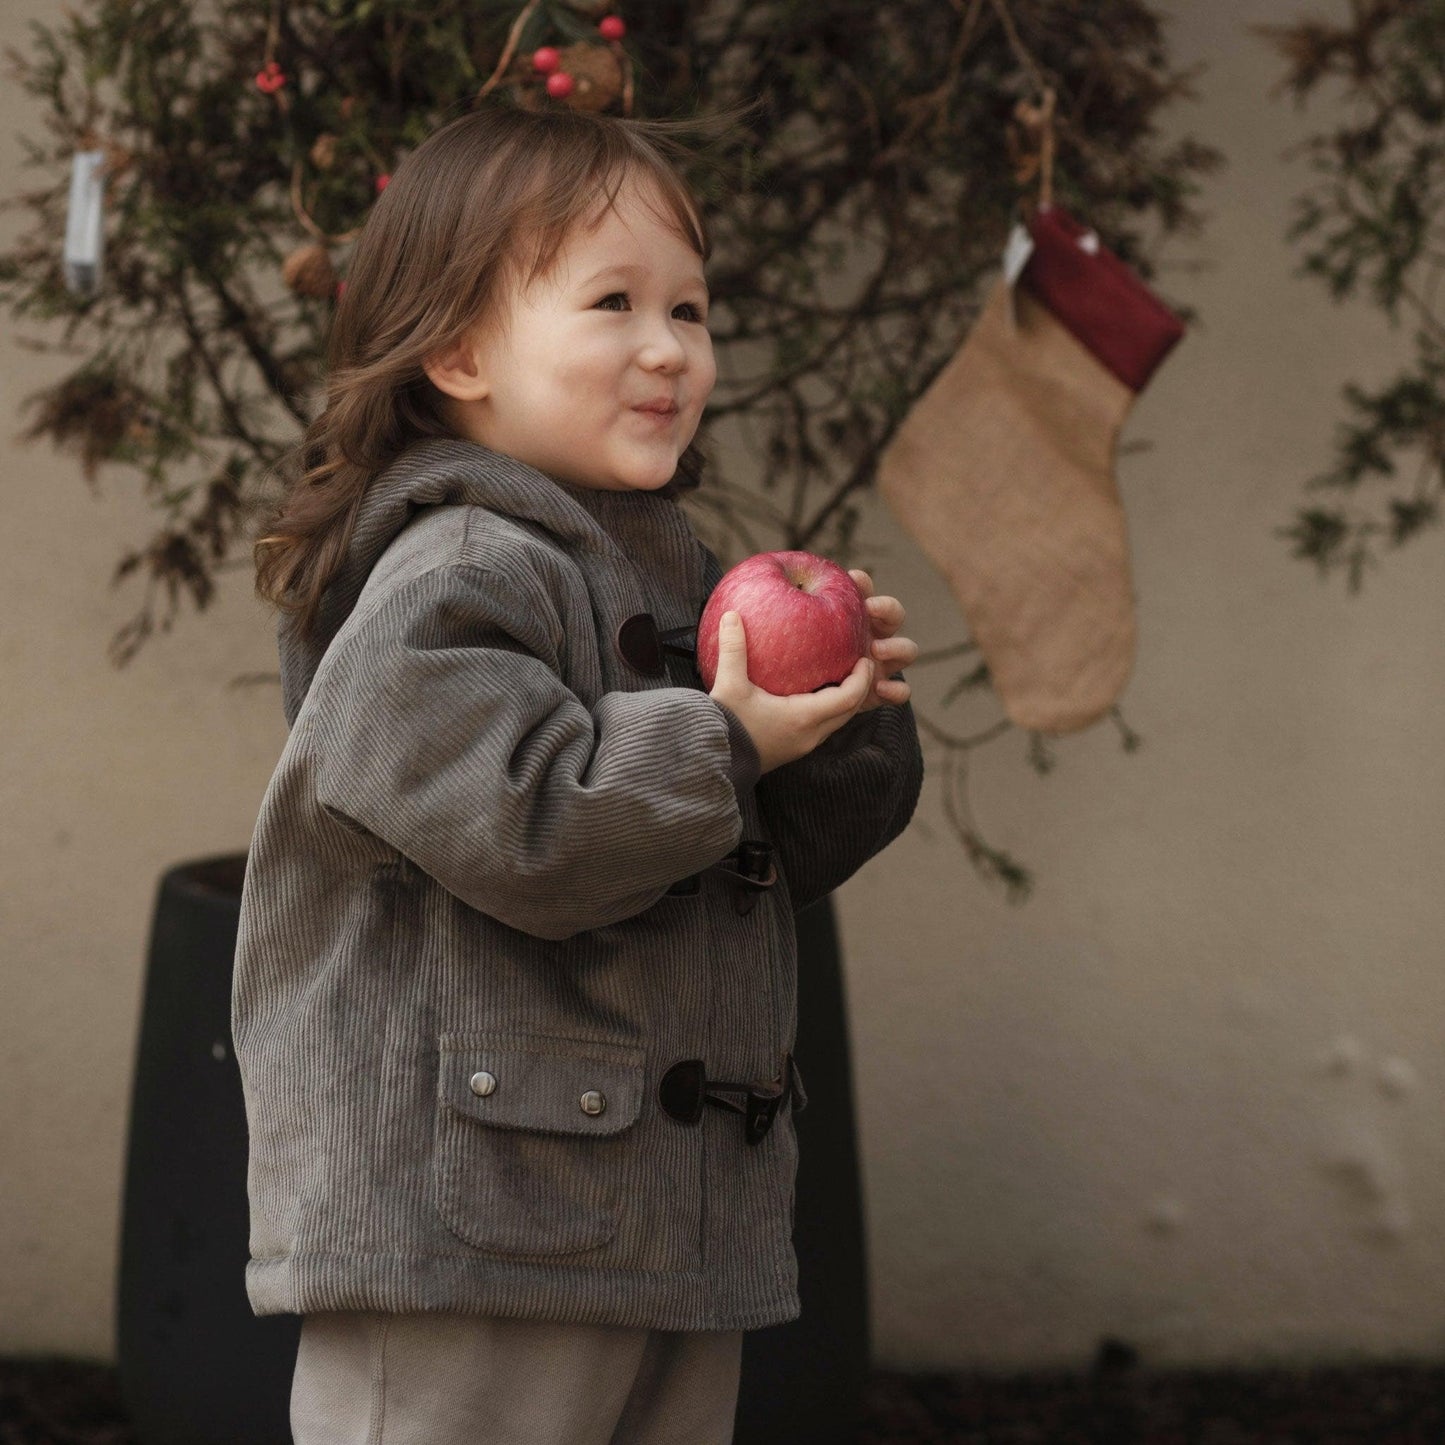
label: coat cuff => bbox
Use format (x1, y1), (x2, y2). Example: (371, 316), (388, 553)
(808, 671), (907, 761)
(713, 701), (762, 793)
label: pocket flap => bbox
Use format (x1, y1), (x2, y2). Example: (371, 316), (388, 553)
(438, 1033), (645, 1138)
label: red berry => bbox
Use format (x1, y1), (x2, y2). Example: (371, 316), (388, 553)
(254, 60), (287, 94)
(531, 46), (561, 74)
(375, 173), (390, 194)
(546, 71), (575, 99)
(598, 15), (626, 40)
(335, 280), (347, 299)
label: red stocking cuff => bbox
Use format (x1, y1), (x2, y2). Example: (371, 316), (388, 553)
(1021, 205), (1185, 392)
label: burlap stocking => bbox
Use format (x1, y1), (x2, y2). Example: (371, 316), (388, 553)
(877, 206), (1183, 734)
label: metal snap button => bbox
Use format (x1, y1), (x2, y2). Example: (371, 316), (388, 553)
(469, 1071), (497, 1097)
(580, 1090), (607, 1116)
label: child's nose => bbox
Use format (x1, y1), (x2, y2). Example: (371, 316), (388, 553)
(637, 316), (688, 370)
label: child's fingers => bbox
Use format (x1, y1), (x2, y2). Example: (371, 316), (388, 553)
(848, 569), (875, 600)
(872, 634), (919, 668)
(800, 653), (874, 723)
(865, 594), (906, 636)
(710, 611), (749, 695)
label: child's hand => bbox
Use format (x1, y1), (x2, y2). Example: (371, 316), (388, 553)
(708, 612), (875, 775)
(847, 570), (918, 712)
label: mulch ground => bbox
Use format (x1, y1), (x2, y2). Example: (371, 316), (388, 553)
(3, 1354), (1444, 1443)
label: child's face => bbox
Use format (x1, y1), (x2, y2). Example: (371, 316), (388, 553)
(430, 172), (716, 492)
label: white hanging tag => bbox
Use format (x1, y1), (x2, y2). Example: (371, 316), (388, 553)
(63, 150), (107, 296)
(1002, 221), (1035, 287)
(1001, 221), (1035, 331)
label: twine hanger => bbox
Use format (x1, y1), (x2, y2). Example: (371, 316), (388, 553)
(1013, 87), (1056, 211)
(988, 0), (1056, 211)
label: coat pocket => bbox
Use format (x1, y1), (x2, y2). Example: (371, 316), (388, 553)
(434, 1031), (645, 1257)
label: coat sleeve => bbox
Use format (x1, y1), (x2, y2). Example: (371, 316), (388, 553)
(699, 544), (926, 913)
(309, 562), (755, 941)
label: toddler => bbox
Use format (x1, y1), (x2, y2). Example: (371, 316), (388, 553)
(238, 102), (924, 1444)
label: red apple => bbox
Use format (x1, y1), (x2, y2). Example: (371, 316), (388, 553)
(696, 550), (872, 695)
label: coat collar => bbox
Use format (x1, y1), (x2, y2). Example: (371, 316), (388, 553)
(279, 437), (703, 725)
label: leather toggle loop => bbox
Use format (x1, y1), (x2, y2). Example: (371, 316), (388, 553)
(745, 1087), (784, 1145)
(665, 841), (776, 912)
(616, 612), (697, 676)
(714, 841), (777, 916)
(658, 1053), (804, 1144)
(659, 624), (698, 658)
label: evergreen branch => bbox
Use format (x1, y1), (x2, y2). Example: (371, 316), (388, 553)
(194, 266), (312, 430)
(0, 0), (1215, 893)
(174, 279), (275, 460)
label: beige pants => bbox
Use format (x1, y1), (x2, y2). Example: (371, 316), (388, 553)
(290, 1311), (745, 1445)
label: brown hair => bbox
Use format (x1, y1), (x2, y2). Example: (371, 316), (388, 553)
(253, 102), (747, 642)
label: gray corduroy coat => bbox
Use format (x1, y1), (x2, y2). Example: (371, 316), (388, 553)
(232, 437), (924, 1332)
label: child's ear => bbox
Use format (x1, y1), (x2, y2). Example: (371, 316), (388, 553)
(423, 330), (491, 402)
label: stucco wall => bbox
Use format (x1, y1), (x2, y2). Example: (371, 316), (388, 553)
(3, 0), (1442, 1369)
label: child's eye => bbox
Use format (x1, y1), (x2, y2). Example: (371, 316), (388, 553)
(594, 291), (708, 324)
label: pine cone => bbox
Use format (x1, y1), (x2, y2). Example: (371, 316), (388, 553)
(557, 42), (624, 113)
(281, 243), (337, 298)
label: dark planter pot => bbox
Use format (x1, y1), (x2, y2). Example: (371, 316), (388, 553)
(736, 892), (871, 1444)
(116, 856), (298, 1445)
(118, 855), (868, 1443)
